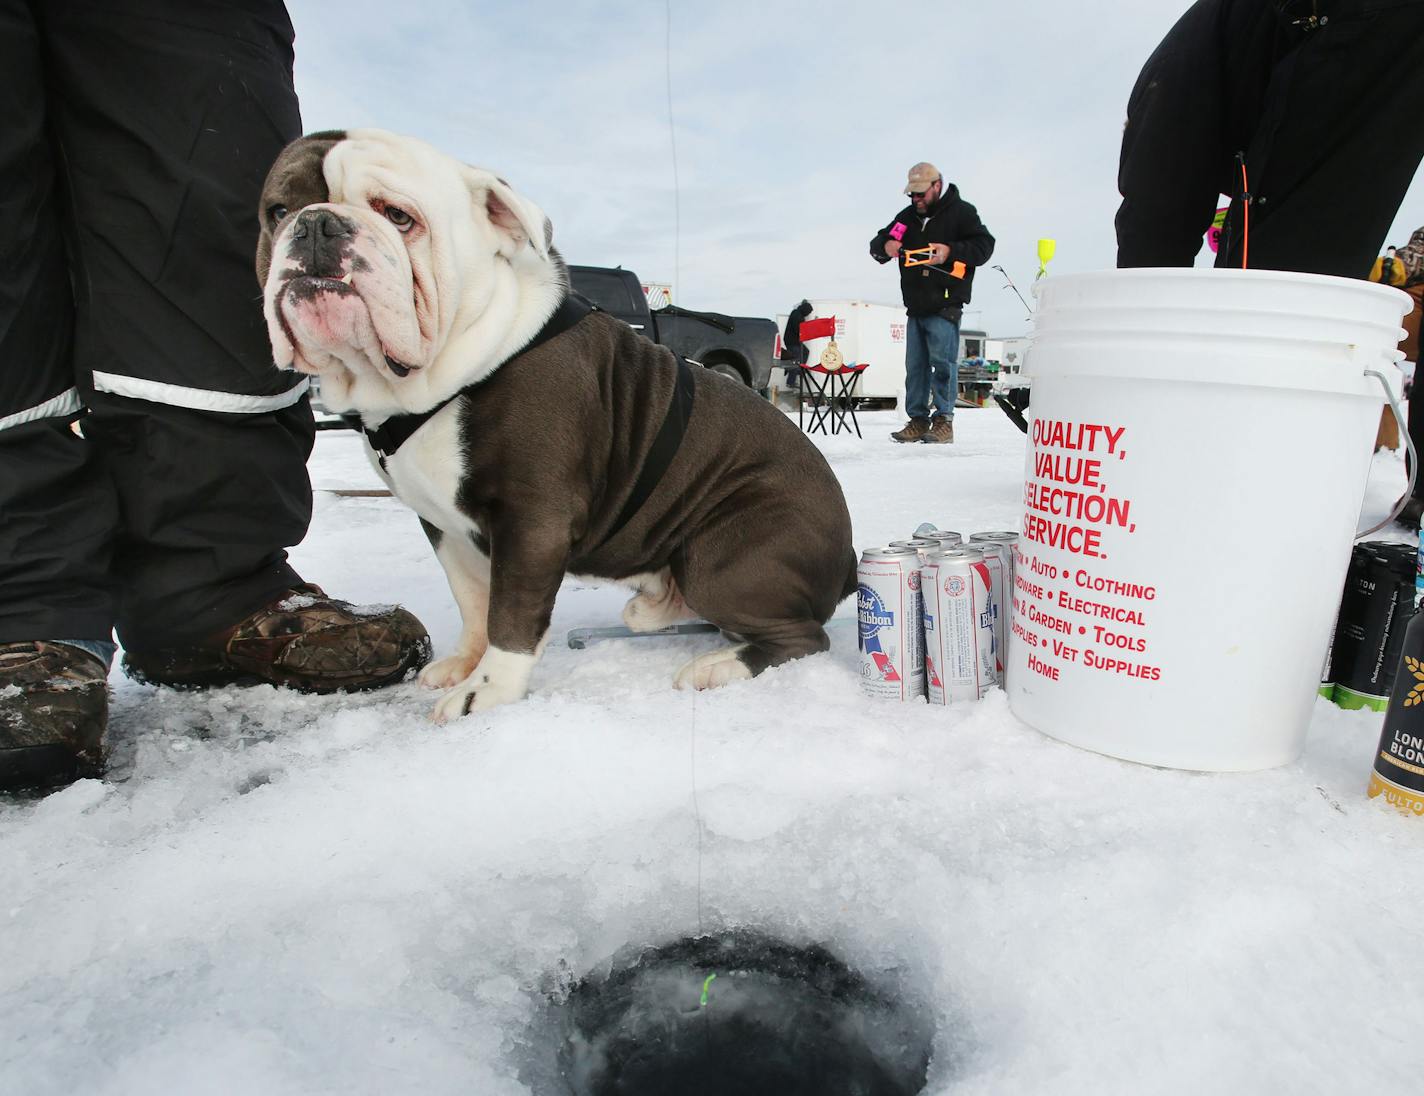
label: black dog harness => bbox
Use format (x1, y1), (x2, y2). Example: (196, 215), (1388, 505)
(360, 293), (594, 458)
(358, 293), (696, 545)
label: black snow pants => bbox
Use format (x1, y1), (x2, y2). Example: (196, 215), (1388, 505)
(1116, 0), (1424, 276)
(0, 0), (313, 651)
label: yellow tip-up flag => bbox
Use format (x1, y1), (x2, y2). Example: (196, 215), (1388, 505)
(1036, 238), (1056, 280)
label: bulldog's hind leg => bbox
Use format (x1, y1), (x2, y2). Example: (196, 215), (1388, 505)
(417, 520), (492, 690)
(621, 568), (694, 632)
(674, 644), (751, 690)
(673, 621), (830, 691)
(669, 494), (853, 692)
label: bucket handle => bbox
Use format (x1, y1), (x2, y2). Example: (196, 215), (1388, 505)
(1357, 368), (1416, 540)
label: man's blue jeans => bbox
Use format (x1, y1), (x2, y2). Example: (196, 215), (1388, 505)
(904, 313), (959, 421)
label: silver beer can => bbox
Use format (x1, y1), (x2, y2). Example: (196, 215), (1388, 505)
(969, 532), (1020, 687)
(914, 525), (964, 548)
(889, 537), (938, 562)
(968, 531), (1019, 594)
(967, 541), (1009, 686)
(921, 546), (996, 705)
(857, 547), (926, 701)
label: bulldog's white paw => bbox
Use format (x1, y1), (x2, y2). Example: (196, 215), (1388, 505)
(429, 646), (537, 723)
(621, 572), (690, 632)
(673, 645), (752, 691)
(431, 675), (526, 723)
(418, 652), (482, 690)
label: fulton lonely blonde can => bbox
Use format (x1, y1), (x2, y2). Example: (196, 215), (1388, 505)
(1368, 579), (1424, 816)
(858, 546), (925, 701)
(921, 546), (996, 705)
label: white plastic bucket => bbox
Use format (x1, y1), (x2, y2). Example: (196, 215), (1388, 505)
(1007, 268), (1412, 771)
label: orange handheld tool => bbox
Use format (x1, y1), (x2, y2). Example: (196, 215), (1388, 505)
(905, 249), (968, 280)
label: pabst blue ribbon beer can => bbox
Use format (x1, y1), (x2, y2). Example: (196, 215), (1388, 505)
(889, 538), (938, 562)
(858, 547), (926, 701)
(966, 540), (1009, 685)
(968, 531), (1019, 595)
(914, 524), (964, 548)
(921, 547), (996, 705)
(970, 532), (1020, 684)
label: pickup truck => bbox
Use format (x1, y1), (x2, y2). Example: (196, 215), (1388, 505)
(568, 264), (778, 393)
(310, 264), (778, 429)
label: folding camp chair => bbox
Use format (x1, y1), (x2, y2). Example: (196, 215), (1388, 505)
(799, 359), (871, 437)
(795, 316), (870, 437)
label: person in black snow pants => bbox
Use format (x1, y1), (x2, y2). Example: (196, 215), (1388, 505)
(0, 0), (432, 793)
(1116, 0), (1424, 275)
(869, 162), (995, 445)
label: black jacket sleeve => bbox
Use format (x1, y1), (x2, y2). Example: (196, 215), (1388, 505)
(869, 206), (914, 264)
(937, 201), (995, 268)
(870, 223), (895, 263)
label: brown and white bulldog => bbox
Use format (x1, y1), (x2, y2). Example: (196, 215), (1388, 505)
(256, 129), (857, 721)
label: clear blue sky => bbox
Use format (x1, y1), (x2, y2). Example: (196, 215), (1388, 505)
(288, 0), (1424, 337)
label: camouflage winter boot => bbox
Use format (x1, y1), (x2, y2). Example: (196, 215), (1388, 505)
(923, 416), (954, 444)
(122, 584), (432, 694)
(0, 641), (108, 791)
(890, 417), (931, 443)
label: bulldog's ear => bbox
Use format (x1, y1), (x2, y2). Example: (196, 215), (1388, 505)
(469, 169), (550, 261)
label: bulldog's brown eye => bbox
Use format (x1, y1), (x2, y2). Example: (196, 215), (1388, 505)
(267, 203), (288, 225)
(384, 205), (414, 232)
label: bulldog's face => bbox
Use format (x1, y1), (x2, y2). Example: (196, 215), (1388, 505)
(256, 128), (556, 413)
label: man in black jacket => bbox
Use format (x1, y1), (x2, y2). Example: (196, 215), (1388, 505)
(870, 163), (995, 444)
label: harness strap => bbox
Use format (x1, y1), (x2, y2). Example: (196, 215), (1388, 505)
(360, 291), (698, 549)
(602, 354), (696, 546)
(363, 293), (593, 458)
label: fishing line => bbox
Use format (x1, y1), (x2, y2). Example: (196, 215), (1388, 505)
(665, 0), (682, 305)
(665, 11), (715, 1057)
(664, 0), (704, 942)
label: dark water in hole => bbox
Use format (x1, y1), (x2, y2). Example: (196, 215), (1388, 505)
(547, 930), (933, 1096)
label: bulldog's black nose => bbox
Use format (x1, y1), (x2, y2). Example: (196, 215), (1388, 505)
(287, 208), (357, 277)
(292, 208), (352, 239)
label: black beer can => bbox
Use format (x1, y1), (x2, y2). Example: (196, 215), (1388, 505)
(1335, 543), (1417, 711)
(1369, 601), (1424, 818)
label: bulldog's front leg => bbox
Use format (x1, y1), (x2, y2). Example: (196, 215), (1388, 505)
(417, 519), (492, 690)
(431, 523), (570, 723)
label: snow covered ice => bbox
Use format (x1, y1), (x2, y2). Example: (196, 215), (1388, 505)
(2, 406), (1421, 1094)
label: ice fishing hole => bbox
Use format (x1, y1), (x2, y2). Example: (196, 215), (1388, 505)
(550, 930), (934, 1095)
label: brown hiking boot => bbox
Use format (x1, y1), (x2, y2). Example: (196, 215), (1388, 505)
(0, 641), (108, 791)
(923, 416), (954, 444)
(891, 417), (930, 443)
(122, 584), (432, 694)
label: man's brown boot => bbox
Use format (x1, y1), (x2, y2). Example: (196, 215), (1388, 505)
(891, 417), (931, 443)
(923, 416), (954, 444)
(122, 584), (432, 694)
(0, 641), (108, 791)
